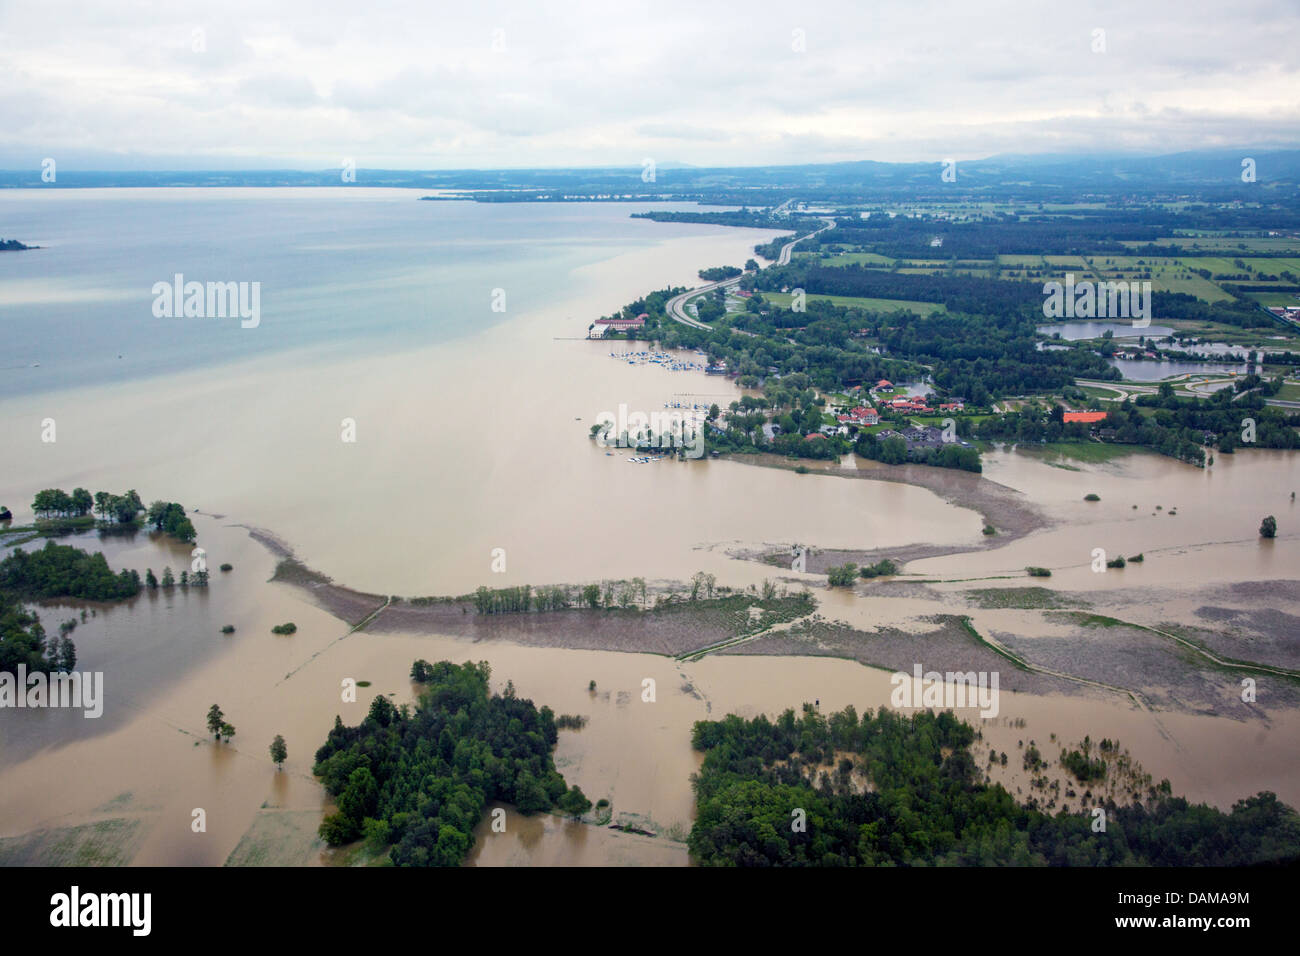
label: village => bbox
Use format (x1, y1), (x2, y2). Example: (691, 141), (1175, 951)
(741, 376), (980, 456)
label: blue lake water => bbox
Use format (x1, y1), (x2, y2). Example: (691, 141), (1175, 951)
(0, 189), (730, 399)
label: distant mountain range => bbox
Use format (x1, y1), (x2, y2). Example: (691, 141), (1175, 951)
(1, 149), (1296, 198)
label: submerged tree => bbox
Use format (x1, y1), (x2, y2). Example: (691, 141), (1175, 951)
(270, 734), (287, 770)
(557, 785), (593, 819)
(206, 704), (225, 739)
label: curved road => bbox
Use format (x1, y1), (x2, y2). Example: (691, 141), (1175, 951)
(1076, 374), (1300, 408)
(665, 216), (836, 330)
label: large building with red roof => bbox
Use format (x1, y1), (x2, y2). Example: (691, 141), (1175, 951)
(837, 406), (879, 426)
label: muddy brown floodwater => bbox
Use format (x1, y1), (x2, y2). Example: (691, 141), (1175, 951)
(1, 225), (1297, 866)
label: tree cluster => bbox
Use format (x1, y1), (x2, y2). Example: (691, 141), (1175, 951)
(313, 660), (587, 866)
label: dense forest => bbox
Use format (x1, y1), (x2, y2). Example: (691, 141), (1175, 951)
(0, 540), (142, 601)
(689, 704), (1300, 866)
(752, 261), (1046, 314)
(313, 659), (590, 866)
(804, 213), (1164, 258)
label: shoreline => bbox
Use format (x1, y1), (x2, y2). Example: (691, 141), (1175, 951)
(242, 507), (1300, 719)
(721, 451), (1051, 572)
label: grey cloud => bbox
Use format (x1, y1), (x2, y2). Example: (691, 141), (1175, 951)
(0, 0), (1294, 168)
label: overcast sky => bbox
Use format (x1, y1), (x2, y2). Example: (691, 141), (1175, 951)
(1, 0), (1296, 170)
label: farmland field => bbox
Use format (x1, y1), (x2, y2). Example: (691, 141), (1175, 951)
(763, 290), (945, 314)
(1123, 236), (1300, 253)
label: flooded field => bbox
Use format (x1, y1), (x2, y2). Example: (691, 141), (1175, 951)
(3, 429), (1296, 867)
(1107, 357), (1246, 380)
(3, 508), (1295, 868)
(1039, 322), (1175, 340)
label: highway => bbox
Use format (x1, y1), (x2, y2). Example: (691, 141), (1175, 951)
(1075, 375), (1300, 408)
(664, 216), (835, 330)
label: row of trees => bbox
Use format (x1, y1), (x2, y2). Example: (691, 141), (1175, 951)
(29, 489), (197, 542)
(33, 487), (146, 525)
(31, 487), (97, 519)
(94, 490), (145, 523)
(145, 566), (208, 588)
(471, 578), (650, 614)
